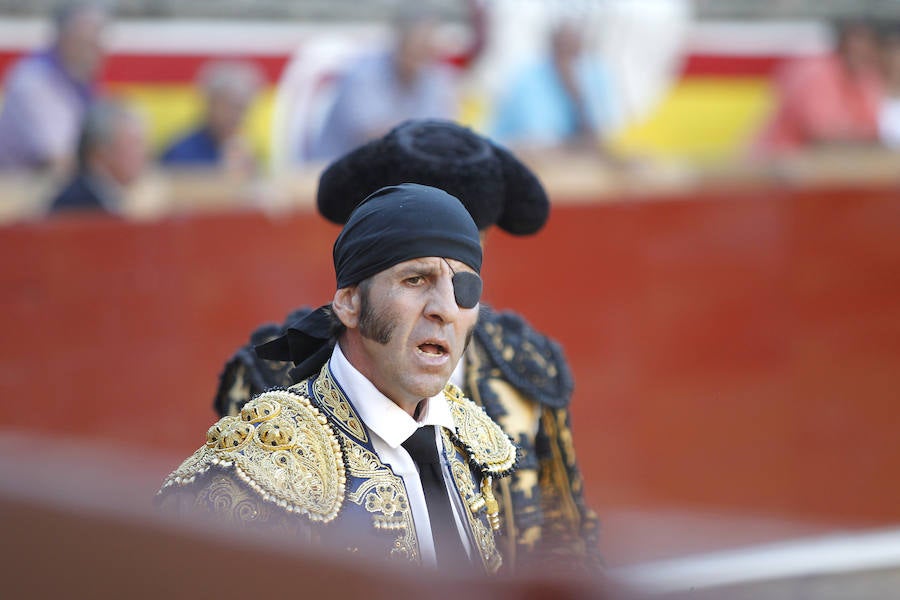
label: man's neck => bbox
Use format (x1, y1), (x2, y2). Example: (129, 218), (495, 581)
(328, 343), (456, 449)
(336, 336), (421, 416)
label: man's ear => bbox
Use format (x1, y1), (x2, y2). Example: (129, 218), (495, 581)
(332, 286), (361, 329)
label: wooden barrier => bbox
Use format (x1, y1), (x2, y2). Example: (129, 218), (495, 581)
(1, 182), (898, 528)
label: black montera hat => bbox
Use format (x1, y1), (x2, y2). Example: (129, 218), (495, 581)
(316, 119), (549, 235)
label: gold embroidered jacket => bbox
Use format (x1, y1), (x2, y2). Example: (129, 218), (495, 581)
(213, 306), (602, 574)
(159, 365), (517, 574)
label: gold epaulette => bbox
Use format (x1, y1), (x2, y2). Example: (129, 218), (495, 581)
(159, 389), (346, 523)
(443, 383), (518, 478)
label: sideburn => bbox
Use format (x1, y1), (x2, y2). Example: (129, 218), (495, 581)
(358, 285), (396, 345)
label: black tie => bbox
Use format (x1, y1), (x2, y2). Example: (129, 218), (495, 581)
(402, 425), (469, 567)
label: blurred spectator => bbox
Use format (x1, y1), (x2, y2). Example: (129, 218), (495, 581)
(488, 21), (617, 152)
(0, 1), (109, 174)
(753, 19), (883, 157)
(49, 98), (147, 214)
(877, 24), (900, 149)
(159, 60), (263, 176)
(308, 10), (459, 162)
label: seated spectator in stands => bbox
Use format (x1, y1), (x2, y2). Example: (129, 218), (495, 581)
(753, 19), (883, 157)
(877, 24), (900, 149)
(0, 1), (109, 174)
(488, 21), (617, 152)
(159, 60), (263, 176)
(308, 10), (459, 162)
(49, 98), (147, 215)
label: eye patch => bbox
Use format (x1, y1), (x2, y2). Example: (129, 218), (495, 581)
(452, 271), (482, 309)
(442, 258), (482, 308)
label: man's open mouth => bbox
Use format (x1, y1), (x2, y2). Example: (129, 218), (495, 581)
(417, 341), (448, 356)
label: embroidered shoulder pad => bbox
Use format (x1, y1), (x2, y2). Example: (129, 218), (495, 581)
(444, 383), (518, 477)
(474, 307), (575, 408)
(161, 388), (346, 523)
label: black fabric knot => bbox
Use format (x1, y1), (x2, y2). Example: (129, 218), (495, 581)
(253, 304), (335, 382)
(402, 425), (443, 465)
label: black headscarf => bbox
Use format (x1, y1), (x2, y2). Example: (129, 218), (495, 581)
(256, 183), (482, 380)
(334, 183), (481, 287)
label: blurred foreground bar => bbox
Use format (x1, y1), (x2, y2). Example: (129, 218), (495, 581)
(0, 431), (611, 599)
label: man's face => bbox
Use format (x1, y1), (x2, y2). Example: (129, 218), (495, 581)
(58, 7), (108, 82)
(552, 23), (583, 66)
(395, 20), (439, 83)
(99, 115), (147, 187)
(206, 90), (252, 141)
(348, 257), (479, 410)
(839, 23), (879, 74)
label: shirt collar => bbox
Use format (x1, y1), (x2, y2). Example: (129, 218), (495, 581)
(328, 342), (456, 449)
(449, 350), (466, 389)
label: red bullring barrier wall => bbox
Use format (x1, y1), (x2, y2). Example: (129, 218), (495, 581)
(1, 184), (898, 525)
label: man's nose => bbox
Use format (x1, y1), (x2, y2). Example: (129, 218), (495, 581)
(424, 274), (459, 324)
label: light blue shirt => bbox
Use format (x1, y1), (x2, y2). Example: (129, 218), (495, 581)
(489, 56), (616, 147)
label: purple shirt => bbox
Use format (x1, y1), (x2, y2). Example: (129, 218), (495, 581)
(0, 49), (96, 170)
(309, 51), (457, 162)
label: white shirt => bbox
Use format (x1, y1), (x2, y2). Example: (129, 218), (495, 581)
(328, 343), (473, 567)
(450, 350), (466, 389)
(879, 96), (900, 150)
